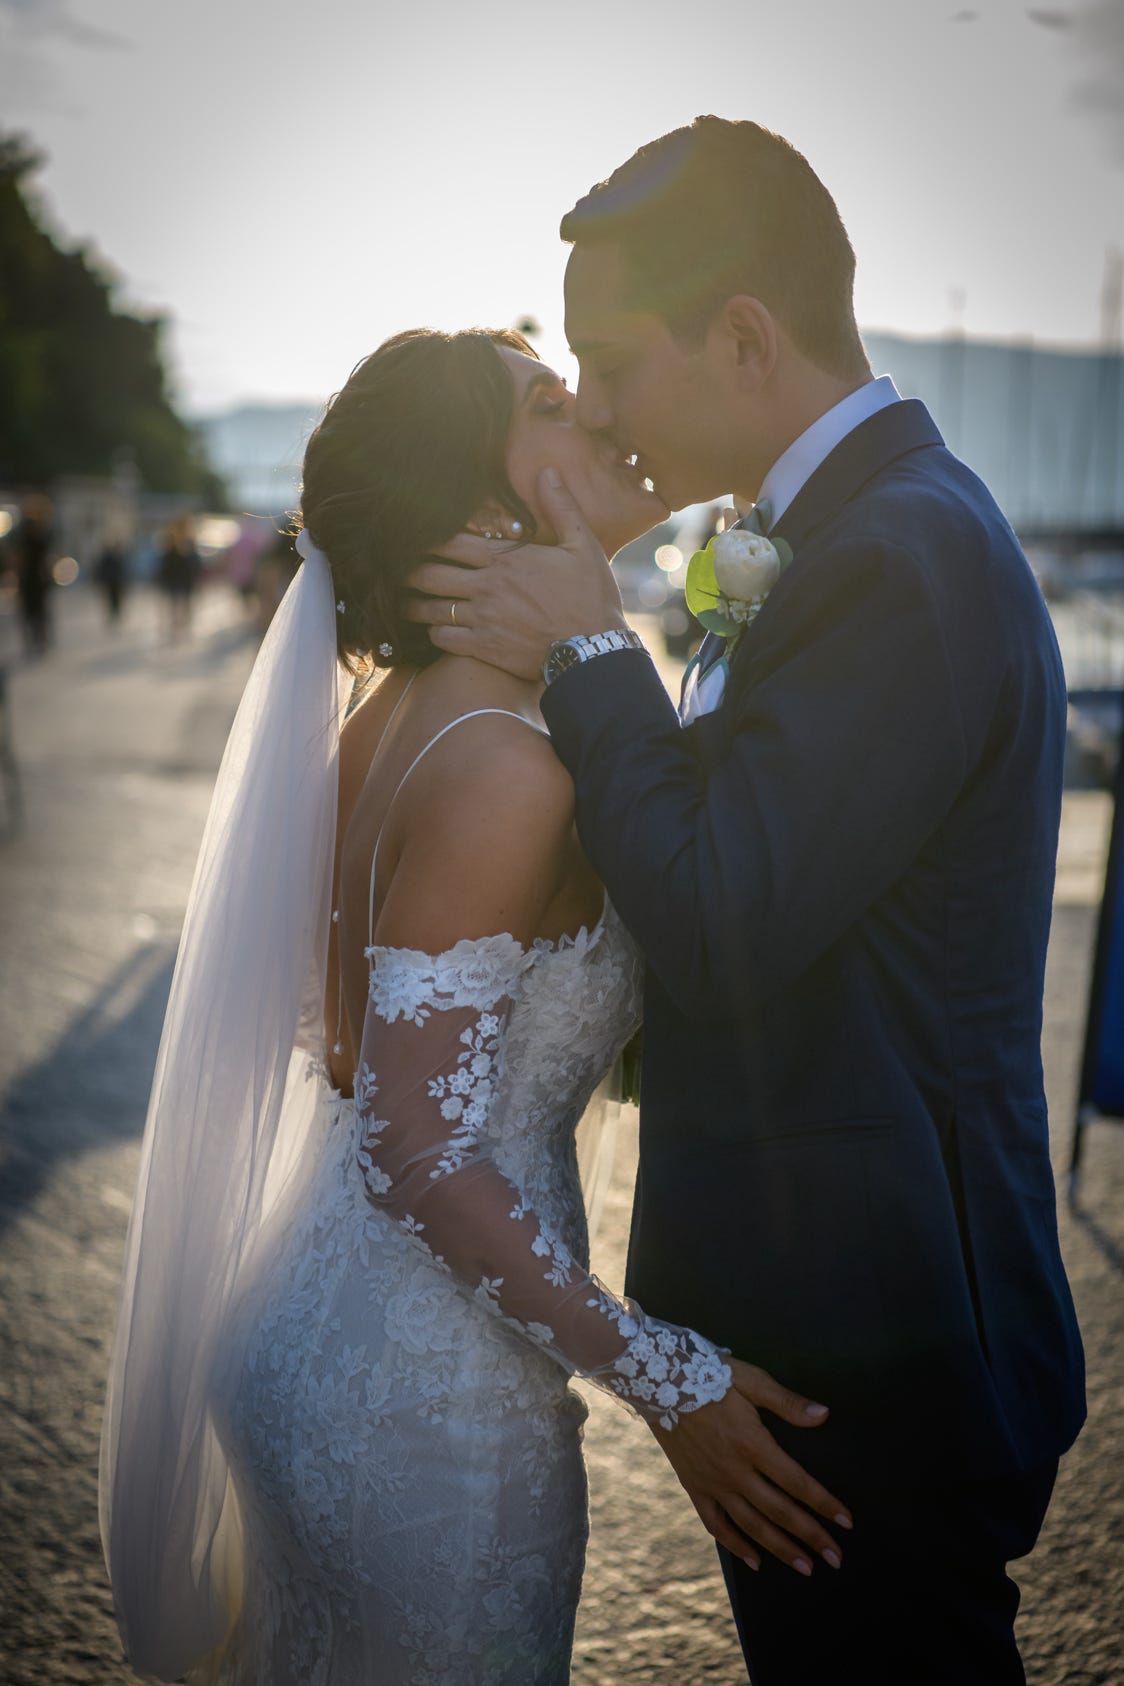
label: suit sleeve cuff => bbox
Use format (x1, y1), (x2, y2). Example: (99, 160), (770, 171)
(540, 646), (678, 770)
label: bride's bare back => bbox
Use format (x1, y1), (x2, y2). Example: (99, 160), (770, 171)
(325, 656), (603, 1094)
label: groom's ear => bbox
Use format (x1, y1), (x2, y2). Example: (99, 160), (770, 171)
(718, 295), (778, 393)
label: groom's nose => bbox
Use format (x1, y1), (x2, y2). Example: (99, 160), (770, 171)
(574, 375), (613, 436)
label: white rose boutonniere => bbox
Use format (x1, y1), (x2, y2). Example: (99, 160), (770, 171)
(685, 526), (792, 639)
(713, 529), (782, 601)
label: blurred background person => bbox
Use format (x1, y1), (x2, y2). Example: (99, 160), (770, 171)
(93, 533), (129, 627)
(251, 524), (299, 636)
(156, 517), (201, 641)
(11, 493), (55, 657)
(223, 518), (273, 620)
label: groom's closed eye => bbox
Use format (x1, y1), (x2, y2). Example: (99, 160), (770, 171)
(574, 352), (621, 379)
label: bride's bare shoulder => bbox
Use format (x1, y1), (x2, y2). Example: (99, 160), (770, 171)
(414, 701), (567, 816)
(403, 658), (566, 798)
(374, 668), (573, 949)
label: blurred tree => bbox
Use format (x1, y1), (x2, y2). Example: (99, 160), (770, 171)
(0, 134), (225, 502)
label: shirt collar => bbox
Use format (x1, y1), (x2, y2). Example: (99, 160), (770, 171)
(757, 374), (901, 528)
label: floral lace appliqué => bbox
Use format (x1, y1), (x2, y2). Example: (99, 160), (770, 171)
(425, 1013), (502, 1178)
(366, 935), (529, 1026)
(353, 928), (732, 1437)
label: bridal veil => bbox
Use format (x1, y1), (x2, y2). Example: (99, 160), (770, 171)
(99, 551), (349, 1678)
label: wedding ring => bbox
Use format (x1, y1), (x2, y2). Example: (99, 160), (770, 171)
(449, 601), (458, 626)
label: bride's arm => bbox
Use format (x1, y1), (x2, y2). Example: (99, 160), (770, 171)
(354, 723), (731, 1428)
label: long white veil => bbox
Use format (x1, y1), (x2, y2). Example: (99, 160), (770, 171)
(99, 552), (349, 1680)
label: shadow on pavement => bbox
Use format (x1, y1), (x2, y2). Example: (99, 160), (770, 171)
(1070, 1194), (1124, 1276)
(0, 943), (174, 1237)
(79, 617), (257, 685)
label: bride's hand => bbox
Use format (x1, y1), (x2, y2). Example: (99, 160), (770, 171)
(649, 1356), (853, 1575)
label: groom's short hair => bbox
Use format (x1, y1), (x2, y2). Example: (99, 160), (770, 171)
(561, 116), (869, 379)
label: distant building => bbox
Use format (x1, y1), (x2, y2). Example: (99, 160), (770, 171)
(864, 331), (1124, 534)
(194, 403), (321, 518)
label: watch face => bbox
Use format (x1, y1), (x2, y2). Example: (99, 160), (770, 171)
(545, 640), (583, 683)
(544, 630), (640, 684)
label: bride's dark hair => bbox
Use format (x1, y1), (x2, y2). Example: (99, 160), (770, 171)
(299, 327), (539, 674)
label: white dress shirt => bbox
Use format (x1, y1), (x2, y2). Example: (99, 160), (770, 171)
(680, 374), (902, 725)
(757, 373), (901, 527)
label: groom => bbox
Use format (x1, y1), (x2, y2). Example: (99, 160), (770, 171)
(407, 117), (1085, 1683)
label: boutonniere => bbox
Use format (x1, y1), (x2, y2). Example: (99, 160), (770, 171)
(685, 528), (792, 640)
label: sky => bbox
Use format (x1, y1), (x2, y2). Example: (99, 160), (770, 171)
(3, 0), (1123, 413)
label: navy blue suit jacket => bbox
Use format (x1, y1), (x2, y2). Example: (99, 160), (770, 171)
(542, 399), (1085, 1493)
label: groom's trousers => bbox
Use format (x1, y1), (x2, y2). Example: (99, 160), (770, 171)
(718, 1461), (1058, 1685)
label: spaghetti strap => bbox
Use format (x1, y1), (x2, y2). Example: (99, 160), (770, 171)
(367, 709), (549, 950)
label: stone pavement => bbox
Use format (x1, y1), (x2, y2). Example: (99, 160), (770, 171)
(0, 582), (1120, 1684)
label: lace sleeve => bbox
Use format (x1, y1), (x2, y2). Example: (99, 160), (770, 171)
(354, 934), (732, 1429)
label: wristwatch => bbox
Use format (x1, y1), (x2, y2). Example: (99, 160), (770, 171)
(542, 628), (646, 686)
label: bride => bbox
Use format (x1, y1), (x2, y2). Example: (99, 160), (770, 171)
(100, 327), (838, 1686)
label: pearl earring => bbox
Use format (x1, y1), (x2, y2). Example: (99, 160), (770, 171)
(378, 641), (393, 659)
(510, 521), (523, 537)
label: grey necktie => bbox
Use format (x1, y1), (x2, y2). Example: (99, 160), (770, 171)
(739, 496), (772, 537)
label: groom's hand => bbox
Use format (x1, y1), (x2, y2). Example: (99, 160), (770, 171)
(403, 468), (627, 681)
(651, 1357), (853, 1576)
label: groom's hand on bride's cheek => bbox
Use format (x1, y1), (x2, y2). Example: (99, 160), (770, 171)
(403, 469), (626, 681)
(650, 1357), (853, 1577)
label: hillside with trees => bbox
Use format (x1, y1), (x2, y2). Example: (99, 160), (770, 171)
(0, 134), (223, 502)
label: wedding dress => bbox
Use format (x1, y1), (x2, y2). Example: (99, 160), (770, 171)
(204, 708), (733, 1686)
(99, 554), (732, 1686)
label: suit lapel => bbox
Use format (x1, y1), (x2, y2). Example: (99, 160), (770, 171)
(714, 400), (946, 717)
(769, 399), (944, 556)
(681, 406), (942, 725)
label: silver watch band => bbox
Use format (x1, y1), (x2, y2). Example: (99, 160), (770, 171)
(543, 628), (645, 685)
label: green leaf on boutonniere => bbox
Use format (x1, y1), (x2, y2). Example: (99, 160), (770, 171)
(685, 538), (741, 639)
(684, 537), (719, 615)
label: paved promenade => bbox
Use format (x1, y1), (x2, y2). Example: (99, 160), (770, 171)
(0, 582), (1120, 1683)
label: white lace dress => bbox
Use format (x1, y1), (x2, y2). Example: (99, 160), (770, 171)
(206, 722), (731, 1686)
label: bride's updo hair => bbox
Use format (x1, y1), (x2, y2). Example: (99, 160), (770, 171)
(299, 327), (539, 674)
